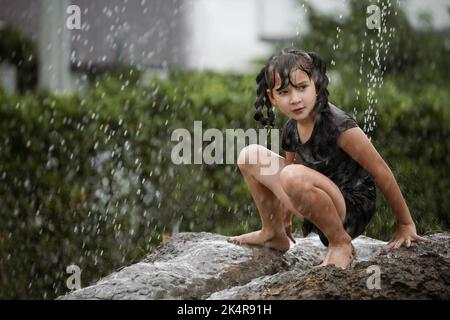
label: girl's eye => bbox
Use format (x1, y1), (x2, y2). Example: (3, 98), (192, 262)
(279, 91), (288, 95)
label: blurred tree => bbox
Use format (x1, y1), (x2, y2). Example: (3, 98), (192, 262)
(292, 0), (449, 88)
(0, 25), (38, 93)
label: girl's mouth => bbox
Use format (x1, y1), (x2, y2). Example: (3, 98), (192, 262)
(292, 107), (305, 113)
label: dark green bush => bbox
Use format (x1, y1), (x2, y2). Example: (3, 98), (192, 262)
(0, 25), (38, 92)
(0, 70), (258, 299)
(295, 0), (450, 88)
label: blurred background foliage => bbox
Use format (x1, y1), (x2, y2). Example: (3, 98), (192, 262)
(0, 25), (38, 92)
(0, 0), (448, 298)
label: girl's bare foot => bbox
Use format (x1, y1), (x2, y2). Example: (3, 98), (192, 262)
(318, 243), (355, 269)
(228, 230), (291, 252)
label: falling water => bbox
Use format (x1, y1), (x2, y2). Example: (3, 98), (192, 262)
(359, 0), (397, 140)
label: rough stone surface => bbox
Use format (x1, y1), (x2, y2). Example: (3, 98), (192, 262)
(58, 232), (450, 300)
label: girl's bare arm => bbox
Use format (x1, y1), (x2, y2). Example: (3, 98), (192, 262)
(337, 127), (428, 249)
(285, 151), (303, 165)
(337, 127), (411, 223)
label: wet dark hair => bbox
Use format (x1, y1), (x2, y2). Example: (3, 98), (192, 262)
(254, 48), (330, 127)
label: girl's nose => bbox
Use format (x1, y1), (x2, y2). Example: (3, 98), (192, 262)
(290, 92), (302, 104)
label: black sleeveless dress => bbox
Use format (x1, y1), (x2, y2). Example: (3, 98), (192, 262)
(281, 103), (377, 247)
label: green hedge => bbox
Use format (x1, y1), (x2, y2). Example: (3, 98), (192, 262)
(0, 69), (448, 299)
(0, 70), (257, 299)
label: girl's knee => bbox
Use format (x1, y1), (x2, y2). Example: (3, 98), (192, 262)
(280, 165), (311, 196)
(237, 144), (270, 169)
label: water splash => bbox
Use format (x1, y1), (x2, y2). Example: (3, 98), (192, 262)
(360, 0), (396, 140)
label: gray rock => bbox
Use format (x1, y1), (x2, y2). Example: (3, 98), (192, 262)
(58, 232), (450, 300)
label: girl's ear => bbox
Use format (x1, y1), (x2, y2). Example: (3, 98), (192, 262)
(266, 89), (276, 106)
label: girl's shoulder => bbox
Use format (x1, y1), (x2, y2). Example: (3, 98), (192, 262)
(326, 103), (359, 134)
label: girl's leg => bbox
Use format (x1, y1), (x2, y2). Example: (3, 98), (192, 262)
(279, 165), (354, 269)
(230, 144), (354, 268)
(229, 144), (303, 252)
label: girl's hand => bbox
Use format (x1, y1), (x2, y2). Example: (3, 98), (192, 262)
(278, 204), (296, 244)
(383, 223), (429, 251)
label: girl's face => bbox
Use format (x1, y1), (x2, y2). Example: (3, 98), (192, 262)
(267, 68), (317, 122)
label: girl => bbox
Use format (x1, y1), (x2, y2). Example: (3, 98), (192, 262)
(229, 48), (428, 269)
